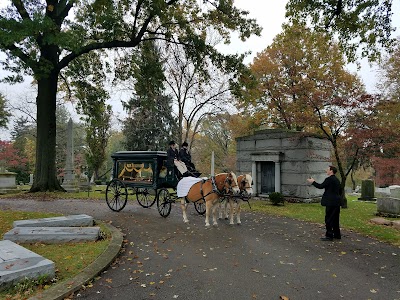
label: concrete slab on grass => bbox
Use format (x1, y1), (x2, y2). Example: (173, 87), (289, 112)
(13, 214), (94, 228)
(3, 226), (100, 243)
(0, 240), (55, 290)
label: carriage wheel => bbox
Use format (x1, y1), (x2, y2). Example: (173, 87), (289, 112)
(136, 188), (156, 208)
(157, 188), (172, 217)
(106, 179), (128, 212)
(193, 200), (206, 215)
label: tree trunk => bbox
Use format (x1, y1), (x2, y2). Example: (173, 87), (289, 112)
(30, 73), (64, 192)
(351, 169), (356, 191)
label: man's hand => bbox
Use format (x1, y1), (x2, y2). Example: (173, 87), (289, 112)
(307, 177), (315, 184)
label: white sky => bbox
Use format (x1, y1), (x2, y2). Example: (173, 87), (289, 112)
(0, 0), (399, 140)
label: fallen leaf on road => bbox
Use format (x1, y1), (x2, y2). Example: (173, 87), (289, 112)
(280, 296), (290, 300)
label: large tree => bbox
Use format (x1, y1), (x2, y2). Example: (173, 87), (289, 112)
(63, 51), (112, 181)
(122, 40), (177, 150)
(285, 0), (396, 62)
(368, 37), (400, 185)
(0, 0), (261, 191)
(246, 24), (372, 207)
(163, 43), (234, 147)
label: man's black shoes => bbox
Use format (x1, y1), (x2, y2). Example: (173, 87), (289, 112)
(320, 236), (333, 241)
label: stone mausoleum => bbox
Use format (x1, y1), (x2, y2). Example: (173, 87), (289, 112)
(236, 128), (332, 200)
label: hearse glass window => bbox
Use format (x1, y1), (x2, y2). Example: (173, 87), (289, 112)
(117, 161), (153, 183)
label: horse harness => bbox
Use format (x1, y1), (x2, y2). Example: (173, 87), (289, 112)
(187, 174), (236, 203)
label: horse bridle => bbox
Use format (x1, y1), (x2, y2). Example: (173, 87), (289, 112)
(240, 177), (251, 190)
(223, 173), (238, 194)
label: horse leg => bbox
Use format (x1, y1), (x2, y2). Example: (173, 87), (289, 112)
(236, 199), (242, 225)
(224, 199), (229, 219)
(205, 200), (212, 227)
(218, 201), (224, 220)
(180, 199), (189, 223)
(212, 200), (219, 226)
(228, 198), (235, 225)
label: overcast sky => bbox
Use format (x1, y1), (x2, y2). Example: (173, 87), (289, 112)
(218, 0), (400, 94)
(0, 1), (399, 140)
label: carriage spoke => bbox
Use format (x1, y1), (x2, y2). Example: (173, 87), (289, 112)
(136, 188), (156, 208)
(194, 200), (206, 215)
(106, 179), (128, 212)
(157, 188), (172, 217)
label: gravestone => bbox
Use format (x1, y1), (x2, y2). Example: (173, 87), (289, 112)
(13, 214), (94, 228)
(4, 226), (100, 243)
(0, 240), (55, 290)
(29, 174), (34, 185)
(358, 179), (377, 201)
(62, 118), (79, 192)
(0, 169), (17, 194)
(377, 197), (400, 217)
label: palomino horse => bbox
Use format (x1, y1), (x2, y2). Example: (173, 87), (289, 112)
(181, 172), (240, 227)
(219, 174), (253, 225)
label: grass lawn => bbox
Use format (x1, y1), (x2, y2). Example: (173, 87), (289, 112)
(248, 195), (400, 246)
(0, 210), (110, 299)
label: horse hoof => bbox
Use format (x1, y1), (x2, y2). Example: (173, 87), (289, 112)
(237, 222), (241, 225)
(224, 217), (229, 220)
(213, 223), (218, 227)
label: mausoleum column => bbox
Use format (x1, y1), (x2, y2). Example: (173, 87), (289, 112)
(275, 161), (281, 193)
(252, 162), (257, 194)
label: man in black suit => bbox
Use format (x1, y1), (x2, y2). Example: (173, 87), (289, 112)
(307, 166), (342, 241)
(167, 140), (187, 178)
(179, 142), (195, 171)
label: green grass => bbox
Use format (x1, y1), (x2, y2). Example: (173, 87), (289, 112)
(247, 195), (400, 246)
(0, 210), (110, 300)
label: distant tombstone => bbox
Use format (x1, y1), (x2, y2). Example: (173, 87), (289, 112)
(358, 179), (377, 201)
(0, 171), (16, 188)
(29, 174), (34, 185)
(377, 197), (400, 217)
(61, 118), (79, 192)
(0, 168), (17, 194)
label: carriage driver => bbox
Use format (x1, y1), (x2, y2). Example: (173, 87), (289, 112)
(179, 142), (196, 172)
(167, 141), (188, 178)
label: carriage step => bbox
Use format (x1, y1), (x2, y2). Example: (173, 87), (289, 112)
(0, 240), (55, 291)
(13, 214), (94, 228)
(3, 226), (100, 243)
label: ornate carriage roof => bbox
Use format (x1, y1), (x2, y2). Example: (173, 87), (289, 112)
(111, 151), (167, 160)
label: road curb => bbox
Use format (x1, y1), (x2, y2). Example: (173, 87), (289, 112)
(30, 221), (123, 300)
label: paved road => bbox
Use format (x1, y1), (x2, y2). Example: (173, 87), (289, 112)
(0, 198), (399, 300)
